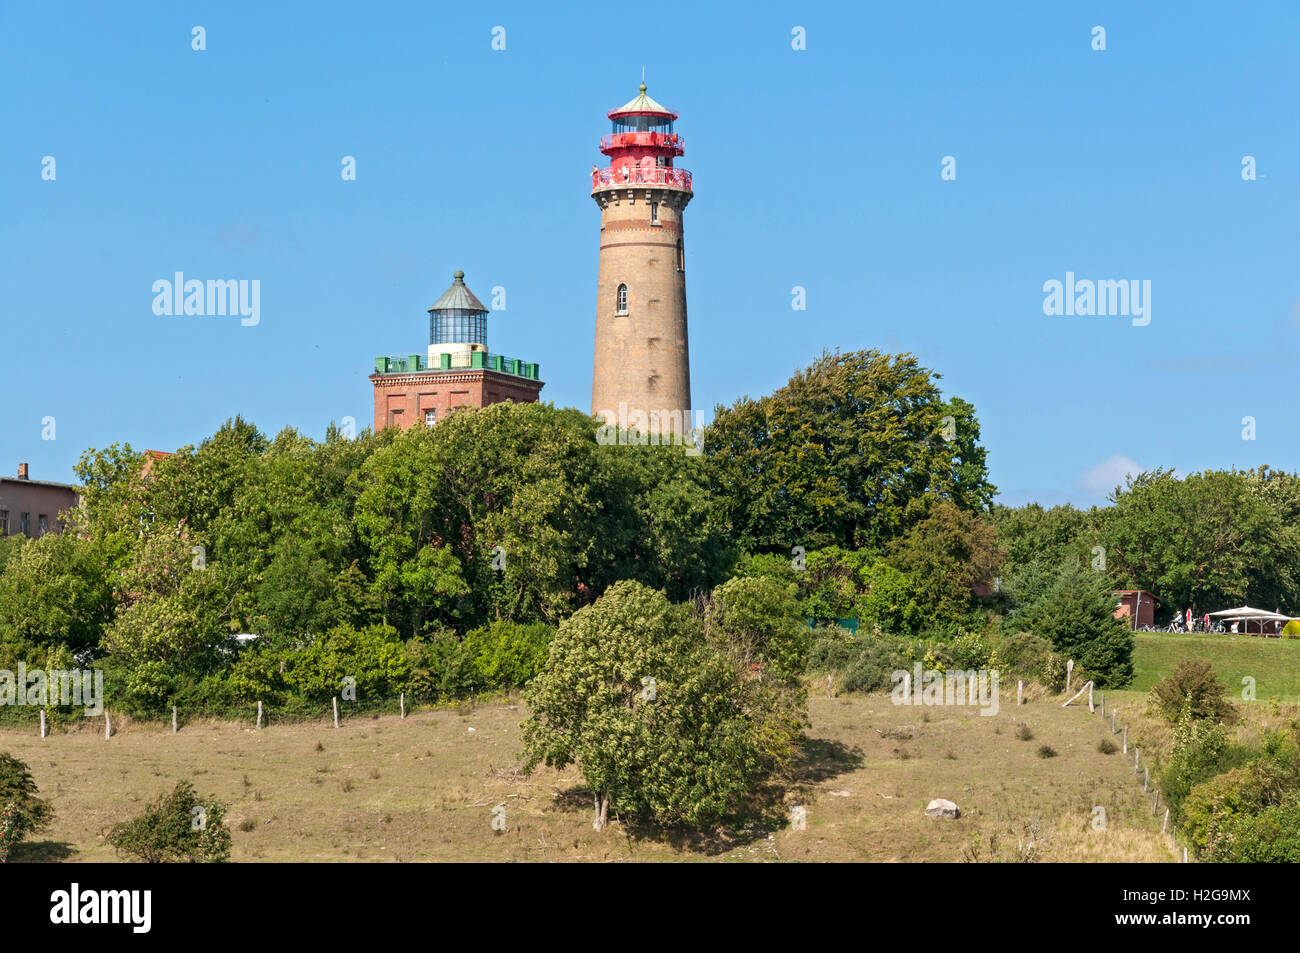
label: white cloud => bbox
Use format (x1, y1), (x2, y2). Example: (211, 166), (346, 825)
(1076, 454), (1141, 497)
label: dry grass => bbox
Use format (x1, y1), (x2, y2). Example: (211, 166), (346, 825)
(2, 690), (1180, 862)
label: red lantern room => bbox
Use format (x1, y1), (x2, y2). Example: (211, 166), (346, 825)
(591, 83), (693, 193)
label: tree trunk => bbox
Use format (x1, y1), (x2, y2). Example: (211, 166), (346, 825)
(593, 793), (609, 831)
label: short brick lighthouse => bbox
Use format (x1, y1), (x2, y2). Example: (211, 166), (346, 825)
(590, 84), (693, 433)
(370, 271), (542, 431)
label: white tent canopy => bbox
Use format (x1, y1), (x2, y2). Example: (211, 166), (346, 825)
(1207, 606), (1295, 633)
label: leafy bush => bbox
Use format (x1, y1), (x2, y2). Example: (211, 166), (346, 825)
(463, 621), (554, 688)
(1151, 659), (1236, 725)
(704, 575), (809, 682)
(808, 627), (907, 693)
(1160, 716), (1251, 827)
(523, 580), (798, 831)
(990, 631), (1060, 689)
(0, 753), (53, 855)
(107, 780), (231, 862)
(282, 623), (409, 702)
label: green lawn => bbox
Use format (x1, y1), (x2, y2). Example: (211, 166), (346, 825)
(1131, 631), (1300, 701)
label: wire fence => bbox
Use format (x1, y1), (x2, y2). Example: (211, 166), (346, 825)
(0, 689), (513, 737)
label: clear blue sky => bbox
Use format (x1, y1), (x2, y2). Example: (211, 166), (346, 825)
(3, 1), (1297, 507)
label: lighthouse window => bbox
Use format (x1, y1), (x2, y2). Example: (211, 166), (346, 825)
(650, 202), (659, 224)
(616, 284), (628, 314)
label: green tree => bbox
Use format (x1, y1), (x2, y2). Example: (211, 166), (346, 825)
(0, 753), (54, 855)
(886, 500), (1002, 632)
(1103, 469), (1290, 613)
(1006, 559), (1134, 688)
(523, 581), (775, 831)
(355, 404), (607, 631)
(704, 349), (995, 553)
(0, 532), (112, 662)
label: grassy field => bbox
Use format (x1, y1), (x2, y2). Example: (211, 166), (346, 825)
(5, 632), (1296, 862)
(3, 689), (1177, 863)
(1131, 631), (1300, 701)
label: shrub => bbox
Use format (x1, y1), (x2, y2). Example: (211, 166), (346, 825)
(1015, 724), (1033, 741)
(282, 623), (409, 702)
(1160, 717), (1251, 826)
(704, 575), (809, 682)
(991, 631), (1060, 690)
(523, 580), (798, 831)
(463, 621), (555, 689)
(1151, 659), (1236, 725)
(0, 753), (53, 857)
(1036, 745), (1057, 758)
(107, 781), (231, 862)
(809, 624), (919, 694)
(1098, 738), (1116, 754)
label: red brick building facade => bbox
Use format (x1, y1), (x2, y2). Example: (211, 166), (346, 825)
(370, 366), (544, 432)
(370, 270), (543, 432)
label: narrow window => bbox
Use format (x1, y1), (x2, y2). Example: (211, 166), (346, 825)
(0, 510), (7, 535)
(38, 515), (48, 537)
(677, 238), (684, 271)
(616, 284), (628, 313)
(20, 513), (29, 536)
(650, 201), (659, 224)
(424, 408), (437, 426)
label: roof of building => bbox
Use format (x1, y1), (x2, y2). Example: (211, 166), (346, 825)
(0, 476), (80, 492)
(609, 83), (675, 118)
(428, 270), (488, 313)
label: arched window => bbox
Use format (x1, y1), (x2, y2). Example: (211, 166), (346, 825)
(616, 284), (628, 313)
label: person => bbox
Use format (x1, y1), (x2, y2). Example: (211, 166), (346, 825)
(1231, 620), (1239, 634)
(1204, 612), (1210, 633)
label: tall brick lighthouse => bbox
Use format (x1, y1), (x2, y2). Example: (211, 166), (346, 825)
(590, 84), (693, 433)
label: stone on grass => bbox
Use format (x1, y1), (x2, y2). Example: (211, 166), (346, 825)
(925, 798), (960, 819)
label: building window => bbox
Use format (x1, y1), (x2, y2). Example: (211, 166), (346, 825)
(616, 284), (628, 314)
(650, 201), (659, 225)
(20, 513), (29, 537)
(0, 510), (7, 535)
(424, 409), (437, 426)
(677, 238), (684, 271)
(38, 515), (48, 537)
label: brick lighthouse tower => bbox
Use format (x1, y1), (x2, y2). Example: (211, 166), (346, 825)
(590, 83), (693, 435)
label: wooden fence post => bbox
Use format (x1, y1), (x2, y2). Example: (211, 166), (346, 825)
(1134, 748), (1140, 773)
(257, 700), (263, 730)
(1162, 809), (1169, 834)
(333, 696), (339, 728)
(172, 706), (178, 734)
(1066, 659), (1074, 694)
(1122, 725), (1128, 754)
(1017, 680), (1023, 706)
(1144, 766), (1149, 792)
(1088, 682), (1094, 713)
(400, 692), (406, 719)
(40, 709), (46, 740)
(1112, 709), (1117, 733)
(104, 711), (111, 740)
(1100, 692), (1105, 716)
